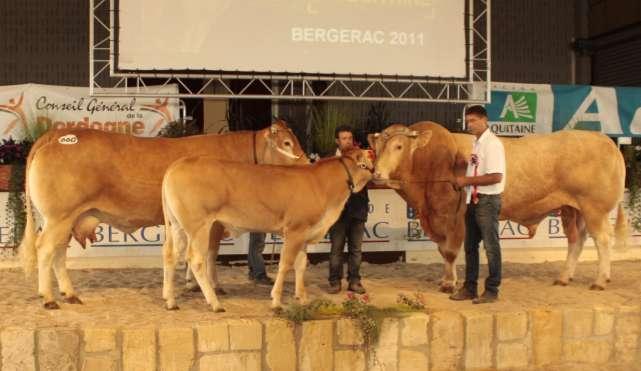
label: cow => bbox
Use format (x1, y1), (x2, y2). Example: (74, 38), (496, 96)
(20, 120), (308, 309)
(370, 122), (627, 291)
(161, 148), (374, 311)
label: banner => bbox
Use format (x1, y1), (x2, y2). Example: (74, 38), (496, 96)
(0, 84), (180, 141)
(552, 85), (641, 136)
(1, 190), (638, 261)
(485, 82), (641, 137)
(485, 82), (554, 136)
(118, 0), (466, 78)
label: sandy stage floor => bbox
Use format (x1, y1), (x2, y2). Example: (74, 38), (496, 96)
(1, 258), (640, 329)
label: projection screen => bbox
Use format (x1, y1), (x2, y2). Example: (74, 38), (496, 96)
(117, 0), (466, 78)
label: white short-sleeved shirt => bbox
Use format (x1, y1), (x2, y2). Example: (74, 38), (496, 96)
(465, 129), (506, 204)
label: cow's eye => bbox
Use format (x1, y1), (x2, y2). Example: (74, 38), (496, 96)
(284, 141), (292, 147)
(395, 144), (402, 150)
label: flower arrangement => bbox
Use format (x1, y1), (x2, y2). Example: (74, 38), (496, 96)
(0, 137), (32, 165)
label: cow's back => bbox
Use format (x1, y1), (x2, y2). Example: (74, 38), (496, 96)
(28, 128), (254, 228)
(451, 130), (623, 223)
(504, 131), (623, 223)
(163, 158), (340, 236)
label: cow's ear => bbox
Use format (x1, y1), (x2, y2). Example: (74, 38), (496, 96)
(411, 131), (433, 151)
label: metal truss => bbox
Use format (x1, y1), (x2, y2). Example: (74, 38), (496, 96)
(90, 0), (490, 103)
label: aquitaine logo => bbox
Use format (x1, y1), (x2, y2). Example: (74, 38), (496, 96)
(498, 92), (537, 123)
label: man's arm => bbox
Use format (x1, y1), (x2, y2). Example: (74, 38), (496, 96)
(456, 173), (502, 188)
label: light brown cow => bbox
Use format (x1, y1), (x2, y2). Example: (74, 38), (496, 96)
(20, 120), (308, 309)
(161, 149), (374, 311)
(371, 122), (627, 291)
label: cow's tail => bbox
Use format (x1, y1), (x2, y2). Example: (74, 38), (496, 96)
(19, 143), (40, 278)
(613, 202), (628, 251)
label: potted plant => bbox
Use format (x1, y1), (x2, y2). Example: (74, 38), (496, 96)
(0, 124), (48, 250)
(311, 104), (354, 157)
(624, 144), (641, 232)
(0, 138), (31, 191)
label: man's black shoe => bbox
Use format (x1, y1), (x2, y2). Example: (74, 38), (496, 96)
(472, 291), (498, 304)
(449, 288), (478, 301)
(326, 281), (341, 294)
(347, 281), (366, 294)
(251, 275), (274, 286)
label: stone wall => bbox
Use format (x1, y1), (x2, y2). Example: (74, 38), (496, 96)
(1, 306), (639, 371)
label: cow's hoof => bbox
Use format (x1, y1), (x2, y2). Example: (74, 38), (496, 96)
(271, 306), (283, 314)
(215, 287), (227, 295)
(166, 304), (180, 311)
(44, 301), (60, 310)
(212, 306), (226, 313)
(64, 296), (83, 305)
(553, 279), (568, 286)
(589, 284), (605, 291)
(295, 296), (309, 305)
(439, 285), (455, 294)
(606, 278), (611, 283)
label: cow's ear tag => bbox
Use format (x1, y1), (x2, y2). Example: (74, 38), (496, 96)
(58, 134), (78, 145)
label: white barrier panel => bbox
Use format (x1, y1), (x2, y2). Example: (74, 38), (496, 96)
(118, 0), (466, 77)
(0, 84), (180, 141)
(1, 190), (638, 261)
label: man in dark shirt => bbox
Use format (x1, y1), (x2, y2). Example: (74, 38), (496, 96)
(327, 125), (369, 294)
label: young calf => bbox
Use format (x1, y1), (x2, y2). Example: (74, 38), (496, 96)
(161, 148), (374, 311)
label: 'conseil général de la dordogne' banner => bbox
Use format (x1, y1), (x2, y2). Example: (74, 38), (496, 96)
(0, 84), (180, 141)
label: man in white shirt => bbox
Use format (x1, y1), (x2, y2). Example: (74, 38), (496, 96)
(450, 105), (506, 304)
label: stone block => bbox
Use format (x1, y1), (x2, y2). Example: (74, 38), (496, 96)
(228, 319), (262, 350)
(368, 318), (399, 371)
(496, 311), (528, 341)
(197, 322), (229, 352)
(335, 350), (366, 371)
(337, 318), (364, 346)
(1, 327), (35, 371)
(497, 342), (528, 369)
(265, 319), (296, 371)
(429, 311), (464, 371)
(299, 320), (333, 371)
(200, 352), (261, 371)
(38, 328), (80, 371)
(122, 328), (156, 371)
(593, 306), (615, 336)
(462, 310), (493, 370)
(82, 356), (118, 371)
(399, 349), (427, 371)
(563, 339), (612, 364)
(159, 327), (195, 371)
(564, 308), (593, 338)
(401, 313), (429, 347)
(530, 309), (562, 366)
(83, 327), (117, 353)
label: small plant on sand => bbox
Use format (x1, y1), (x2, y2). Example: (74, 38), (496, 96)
(277, 292), (426, 347)
(396, 292), (426, 310)
(341, 292), (382, 346)
(277, 299), (341, 324)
